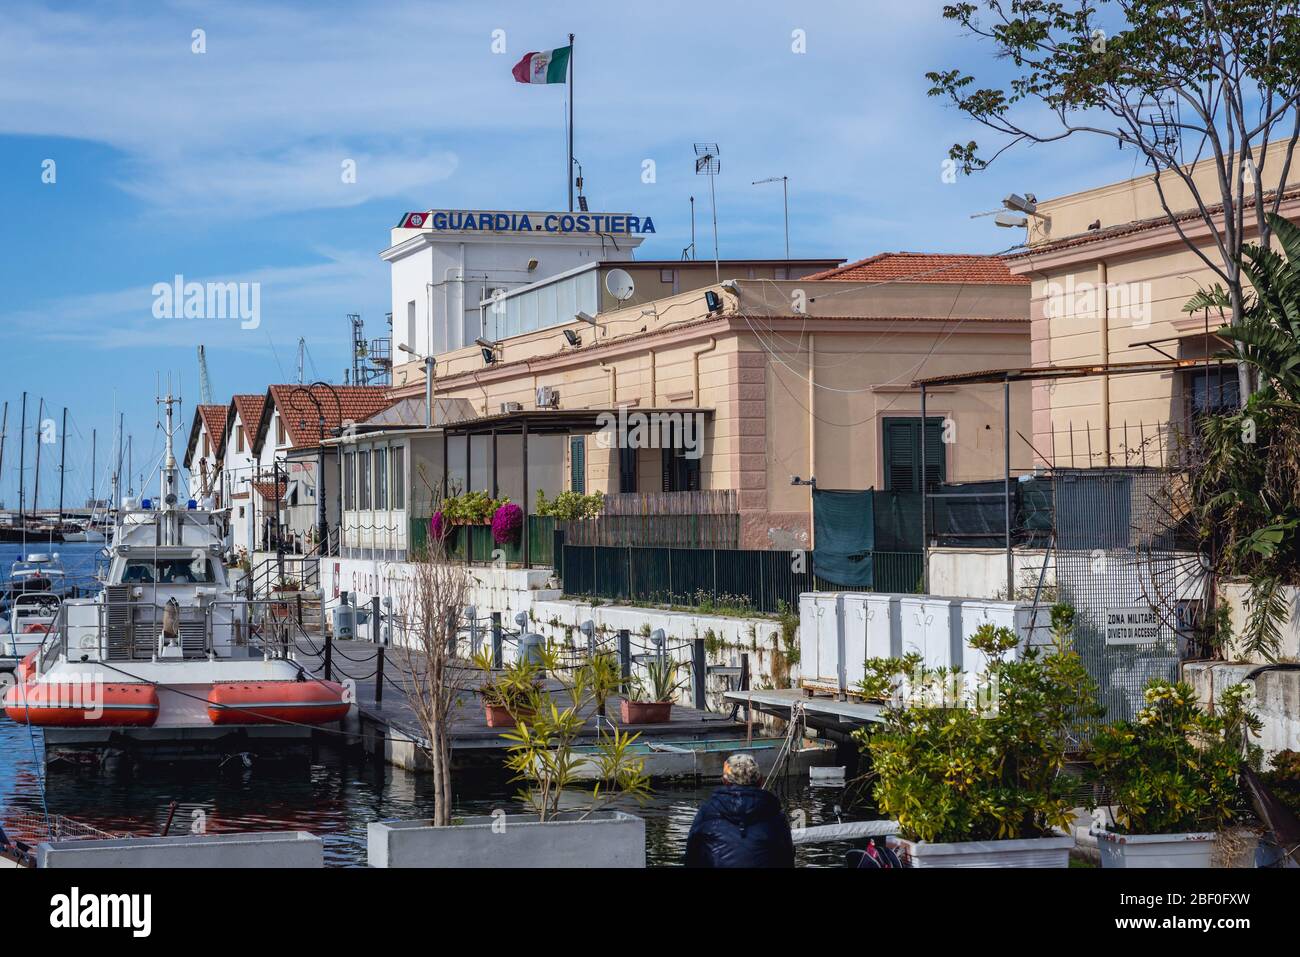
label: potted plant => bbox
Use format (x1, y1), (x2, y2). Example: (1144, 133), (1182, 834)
(858, 613), (1102, 867)
(471, 649), (540, 728)
(621, 657), (684, 725)
(1088, 679), (1261, 867)
(368, 643), (651, 868)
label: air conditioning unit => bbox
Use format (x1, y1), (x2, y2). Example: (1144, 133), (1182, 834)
(499, 401), (523, 415)
(536, 386), (560, 409)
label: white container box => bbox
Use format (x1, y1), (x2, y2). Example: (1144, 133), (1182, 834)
(798, 592), (845, 691)
(899, 596), (962, 671)
(958, 600), (1044, 675)
(841, 593), (901, 689)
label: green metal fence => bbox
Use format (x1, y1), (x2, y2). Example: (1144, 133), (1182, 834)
(559, 545), (923, 614)
(406, 514), (556, 567)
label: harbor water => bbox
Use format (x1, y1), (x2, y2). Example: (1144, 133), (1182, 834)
(1, 543), (871, 868)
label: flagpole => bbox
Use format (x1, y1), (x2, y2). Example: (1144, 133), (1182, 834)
(568, 32), (575, 212)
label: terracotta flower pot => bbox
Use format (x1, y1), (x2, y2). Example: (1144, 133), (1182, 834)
(484, 704), (517, 728)
(620, 700), (673, 724)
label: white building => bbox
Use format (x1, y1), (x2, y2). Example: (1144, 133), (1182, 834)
(383, 208), (648, 359)
(222, 394), (265, 557)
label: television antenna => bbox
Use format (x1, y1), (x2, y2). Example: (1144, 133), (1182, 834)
(694, 143), (722, 282)
(752, 175), (790, 259)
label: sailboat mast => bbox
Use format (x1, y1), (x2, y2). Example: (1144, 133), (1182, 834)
(32, 398), (43, 516)
(0, 401), (7, 510)
(57, 406), (67, 524)
(17, 393), (26, 529)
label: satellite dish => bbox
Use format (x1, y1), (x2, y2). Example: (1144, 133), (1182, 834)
(605, 268), (636, 303)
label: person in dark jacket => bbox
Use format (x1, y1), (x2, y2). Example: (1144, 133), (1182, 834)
(684, 753), (795, 867)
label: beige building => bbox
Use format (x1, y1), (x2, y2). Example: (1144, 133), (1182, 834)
(379, 251), (1033, 550)
(1006, 155), (1300, 467)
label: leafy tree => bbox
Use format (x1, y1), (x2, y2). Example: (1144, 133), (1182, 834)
(1192, 212), (1300, 659)
(928, 1), (1300, 401)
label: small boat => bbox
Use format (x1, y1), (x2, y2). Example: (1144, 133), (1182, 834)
(7, 394), (352, 763)
(0, 590), (63, 663)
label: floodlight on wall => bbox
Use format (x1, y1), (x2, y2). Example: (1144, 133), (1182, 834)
(1002, 193), (1039, 215)
(480, 347), (496, 365)
(563, 329), (582, 347)
(575, 311), (597, 326)
(994, 212), (1029, 228)
(704, 290), (724, 314)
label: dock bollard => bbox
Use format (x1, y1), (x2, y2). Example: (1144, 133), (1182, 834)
(324, 629), (334, 682)
(617, 629), (631, 682)
(692, 637), (708, 711)
(372, 596), (381, 644)
(491, 612), (503, 669)
(375, 645), (384, 706)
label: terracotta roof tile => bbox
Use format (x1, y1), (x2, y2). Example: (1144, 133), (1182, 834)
(265, 385), (397, 449)
(230, 394), (267, 449)
(801, 252), (1028, 284)
(197, 405), (228, 454)
(249, 478), (288, 503)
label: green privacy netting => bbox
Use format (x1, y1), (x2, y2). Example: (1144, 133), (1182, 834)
(812, 488), (874, 588)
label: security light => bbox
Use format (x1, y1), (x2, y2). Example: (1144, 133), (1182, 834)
(474, 337), (499, 350)
(575, 311), (597, 326)
(398, 342), (416, 355)
(994, 212), (1029, 228)
(1002, 193), (1038, 215)
(563, 329), (581, 347)
(704, 290), (723, 314)
(481, 347), (496, 365)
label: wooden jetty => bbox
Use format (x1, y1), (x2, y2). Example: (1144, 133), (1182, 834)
(292, 638), (750, 773)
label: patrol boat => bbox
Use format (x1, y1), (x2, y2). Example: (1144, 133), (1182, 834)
(2, 394), (348, 763)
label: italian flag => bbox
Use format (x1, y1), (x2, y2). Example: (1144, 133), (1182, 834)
(512, 45), (571, 84)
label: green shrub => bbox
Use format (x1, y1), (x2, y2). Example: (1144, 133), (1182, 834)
(1089, 679), (1261, 834)
(858, 624), (1101, 843)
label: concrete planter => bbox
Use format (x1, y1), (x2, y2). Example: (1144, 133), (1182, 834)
(888, 834), (1074, 868)
(38, 831), (324, 868)
(1093, 829), (1217, 868)
(620, 700), (672, 724)
(368, 811), (645, 868)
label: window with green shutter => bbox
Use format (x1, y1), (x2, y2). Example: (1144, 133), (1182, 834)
(570, 436), (585, 493)
(883, 417), (946, 492)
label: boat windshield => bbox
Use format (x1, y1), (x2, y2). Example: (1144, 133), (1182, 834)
(121, 557), (216, 584)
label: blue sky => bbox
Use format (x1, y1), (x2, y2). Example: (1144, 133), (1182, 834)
(0, 0), (1144, 509)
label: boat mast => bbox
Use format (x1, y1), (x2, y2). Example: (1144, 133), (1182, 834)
(32, 397), (43, 517)
(57, 406), (67, 527)
(0, 401), (7, 511)
(90, 428), (96, 513)
(17, 393), (26, 532)
(158, 391), (182, 546)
